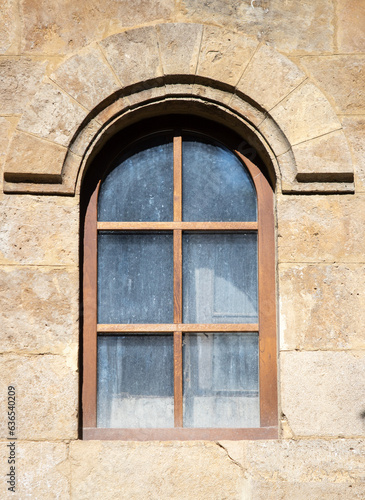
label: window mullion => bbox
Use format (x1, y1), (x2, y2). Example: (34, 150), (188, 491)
(173, 133), (183, 427)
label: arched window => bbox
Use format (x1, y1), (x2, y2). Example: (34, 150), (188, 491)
(82, 116), (277, 439)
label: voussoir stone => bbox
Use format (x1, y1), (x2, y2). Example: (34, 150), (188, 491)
(237, 43), (306, 111)
(298, 55), (365, 115)
(4, 131), (67, 183)
(70, 441), (244, 499)
(281, 350), (365, 437)
(0, 353), (78, 439)
(196, 26), (258, 87)
(50, 46), (120, 110)
(17, 82), (87, 147)
(0, 57), (46, 114)
(279, 263), (365, 350)
(157, 23), (202, 76)
(270, 81), (341, 146)
(293, 129), (353, 182)
(100, 26), (163, 88)
(0, 441), (70, 499)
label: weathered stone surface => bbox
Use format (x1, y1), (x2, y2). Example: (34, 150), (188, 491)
(50, 46), (120, 110)
(297, 55), (365, 114)
(270, 81), (341, 146)
(4, 131), (67, 182)
(222, 439), (365, 498)
(237, 42), (305, 111)
(258, 115), (291, 156)
(100, 27), (162, 88)
(0, 57), (46, 114)
(0, 118), (14, 190)
(70, 118), (101, 157)
(17, 82), (87, 147)
(293, 129), (353, 182)
(180, 0), (334, 54)
(279, 263), (365, 350)
(0, 441), (70, 499)
(20, 0), (174, 54)
(157, 23), (202, 76)
(0, 266), (78, 353)
(0, 0), (19, 54)
(341, 116), (365, 192)
(337, 0), (365, 53)
(0, 354), (78, 439)
(281, 350), (365, 436)
(277, 195), (365, 264)
(0, 194), (78, 265)
(197, 26), (258, 86)
(70, 441), (244, 499)
(230, 94), (265, 127)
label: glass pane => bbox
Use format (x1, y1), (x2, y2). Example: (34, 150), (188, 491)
(98, 135), (173, 222)
(98, 232), (173, 323)
(97, 335), (174, 428)
(182, 136), (257, 221)
(183, 333), (259, 428)
(183, 233), (258, 323)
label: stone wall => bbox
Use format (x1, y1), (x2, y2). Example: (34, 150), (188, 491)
(0, 1), (364, 498)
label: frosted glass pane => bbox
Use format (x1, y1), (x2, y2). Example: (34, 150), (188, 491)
(97, 335), (174, 428)
(98, 136), (173, 221)
(182, 136), (257, 221)
(98, 232), (173, 323)
(183, 233), (258, 323)
(183, 333), (259, 428)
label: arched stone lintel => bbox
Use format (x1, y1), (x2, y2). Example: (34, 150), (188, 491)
(3, 23), (354, 195)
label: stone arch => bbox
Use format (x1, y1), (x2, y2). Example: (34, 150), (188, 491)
(3, 23), (353, 195)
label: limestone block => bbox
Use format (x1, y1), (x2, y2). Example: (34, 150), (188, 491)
(293, 130), (353, 182)
(0, 118), (14, 190)
(237, 43), (306, 111)
(20, 0), (174, 55)
(341, 117), (365, 192)
(0, 57), (46, 114)
(0, 441), (69, 499)
(337, 0), (365, 53)
(157, 23), (202, 76)
(229, 95), (265, 127)
(279, 263), (365, 350)
(0, 0), (19, 54)
(0, 354), (78, 439)
(281, 350), (365, 437)
(70, 441), (243, 499)
(258, 116), (291, 156)
(297, 55), (365, 114)
(277, 195), (365, 264)
(270, 81), (341, 146)
(222, 439), (365, 499)
(196, 26), (258, 86)
(100, 27), (162, 88)
(50, 47), (120, 111)
(0, 194), (78, 265)
(17, 82), (87, 147)
(0, 266), (78, 353)
(70, 118), (101, 157)
(4, 131), (67, 183)
(180, 0), (334, 54)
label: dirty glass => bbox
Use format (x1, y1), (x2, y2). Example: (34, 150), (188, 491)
(183, 333), (259, 428)
(98, 232), (173, 324)
(182, 136), (257, 222)
(97, 335), (174, 428)
(98, 135), (173, 222)
(183, 233), (258, 324)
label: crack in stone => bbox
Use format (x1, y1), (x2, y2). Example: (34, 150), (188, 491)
(215, 441), (246, 473)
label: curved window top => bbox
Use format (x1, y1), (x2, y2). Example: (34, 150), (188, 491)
(98, 133), (257, 223)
